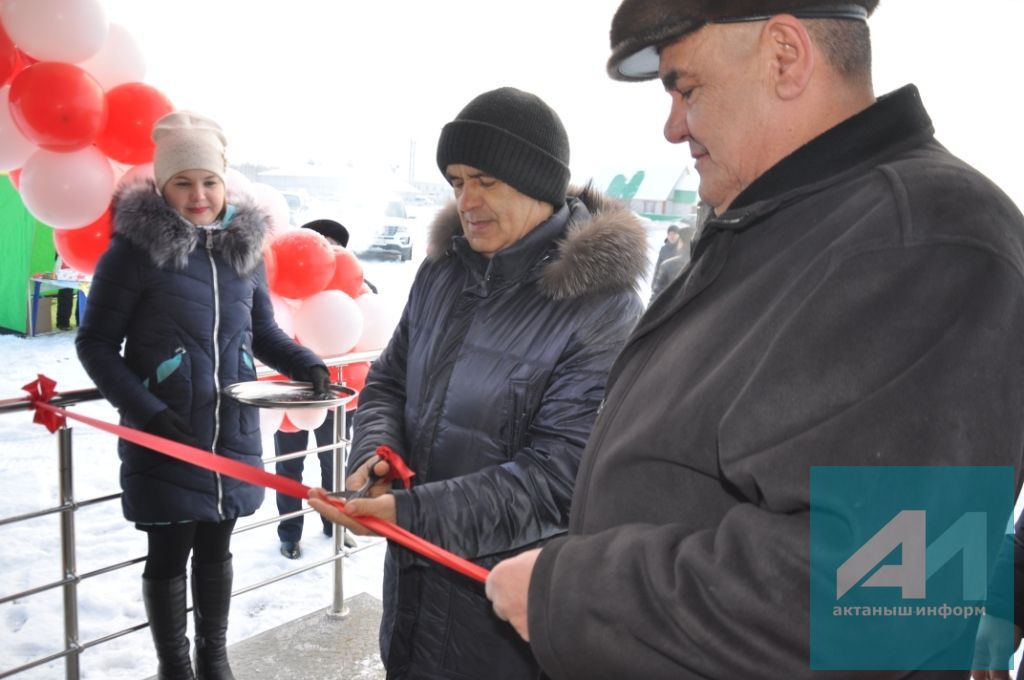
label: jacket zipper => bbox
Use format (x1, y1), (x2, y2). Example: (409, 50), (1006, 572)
(205, 232), (225, 519)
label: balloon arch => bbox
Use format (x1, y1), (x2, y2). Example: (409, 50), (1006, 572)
(0, 0), (399, 431)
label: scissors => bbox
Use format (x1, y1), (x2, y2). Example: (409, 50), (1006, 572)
(324, 445), (415, 501)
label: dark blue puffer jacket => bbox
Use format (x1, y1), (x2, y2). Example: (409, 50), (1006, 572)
(76, 181), (324, 524)
(349, 185), (649, 679)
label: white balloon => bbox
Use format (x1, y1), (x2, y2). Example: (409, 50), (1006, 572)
(1, 0), (108, 63)
(74, 23), (145, 91)
(20, 147), (113, 229)
(259, 407), (285, 434)
(0, 85), (36, 171)
(269, 293), (295, 338)
(117, 162), (154, 188)
(286, 407), (327, 431)
(226, 167), (255, 204)
(293, 290), (363, 356)
(353, 293), (400, 351)
(250, 182), (293, 237)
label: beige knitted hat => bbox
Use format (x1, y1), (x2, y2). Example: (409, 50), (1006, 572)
(151, 110), (228, 190)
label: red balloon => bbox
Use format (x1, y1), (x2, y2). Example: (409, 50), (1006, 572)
(96, 83), (174, 165)
(278, 413), (300, 433)
(7, 168), (21, 190)
(325, 246), (364, 298)
(268, 229), (336, 299)
(341, 361), (370, 411)
(53, 209), (113, 275)
(356, 282), (372, 297)
(9, 62), (107, 151)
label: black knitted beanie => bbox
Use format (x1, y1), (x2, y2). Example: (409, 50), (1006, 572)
(436, 87), (571, 207)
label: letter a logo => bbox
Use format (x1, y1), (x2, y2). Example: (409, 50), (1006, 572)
(836, 510), (926, 599)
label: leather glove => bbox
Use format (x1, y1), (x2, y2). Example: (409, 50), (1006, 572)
(307, 365), (332, 400)
(144, 408), (200, 448)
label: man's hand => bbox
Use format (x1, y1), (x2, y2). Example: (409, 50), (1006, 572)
(308, 488), (396, 536)
(971, 613), (1021, 679)
(485, 548), (541, 642)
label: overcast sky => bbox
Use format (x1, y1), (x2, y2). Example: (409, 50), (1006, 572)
(101, 0), (1024, 206)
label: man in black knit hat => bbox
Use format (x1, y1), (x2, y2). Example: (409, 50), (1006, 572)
(483, 2), (1024, 679)
(309, 87), (649, 679)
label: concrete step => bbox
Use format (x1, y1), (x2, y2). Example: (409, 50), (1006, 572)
(145, 592), (385, 679)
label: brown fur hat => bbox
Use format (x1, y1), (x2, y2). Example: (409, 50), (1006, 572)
(607, 0), (879, 81)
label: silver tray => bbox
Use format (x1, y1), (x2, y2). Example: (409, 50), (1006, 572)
(222, 381), (357, 409)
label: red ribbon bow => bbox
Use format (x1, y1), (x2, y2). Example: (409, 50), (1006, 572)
(375, 445), (416, 489)
(22, 374), (65, 433)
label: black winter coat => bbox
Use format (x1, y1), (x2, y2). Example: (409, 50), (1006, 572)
(529, 86), (1024, 679)
(76, 182), (323, 524)
(350, 186), (648, 679)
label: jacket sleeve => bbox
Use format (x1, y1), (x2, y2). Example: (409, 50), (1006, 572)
(528, 243), (1024, 679)
(347, 295), (412, 474)
(391, 293), (642, 563)
(249, 263), (324, 377)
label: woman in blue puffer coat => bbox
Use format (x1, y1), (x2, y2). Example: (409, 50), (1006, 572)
(76, 111), (328, 680)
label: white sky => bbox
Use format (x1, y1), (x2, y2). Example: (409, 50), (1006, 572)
(100, 0), (1024, 206)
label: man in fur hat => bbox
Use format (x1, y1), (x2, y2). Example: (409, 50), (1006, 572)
(309, 87), (648, 679)
(485, 2), (1024, 678)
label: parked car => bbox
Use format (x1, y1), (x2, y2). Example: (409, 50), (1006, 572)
(366, 199), (414, 261)
(309, 194), (415, 262)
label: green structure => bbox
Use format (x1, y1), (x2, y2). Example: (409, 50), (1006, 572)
(0, 177), (55, 335)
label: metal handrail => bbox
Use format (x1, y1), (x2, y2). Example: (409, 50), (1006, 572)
(0, 349), (381, 680)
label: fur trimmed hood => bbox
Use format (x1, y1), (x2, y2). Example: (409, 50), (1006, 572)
(427, 184), (649, 300)
(112, 180), (268, 276)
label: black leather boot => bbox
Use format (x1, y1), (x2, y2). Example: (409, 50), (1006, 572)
(191, 557), (236, 680)
(142, 575), (196, 680)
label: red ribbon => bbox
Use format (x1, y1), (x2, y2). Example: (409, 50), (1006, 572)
(22, 374), (65, 433)
(375, 444), (416, 488)
(21, 376), (489, 584)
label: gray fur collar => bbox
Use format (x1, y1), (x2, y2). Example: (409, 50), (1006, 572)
(112, 180), (268, 276)
(427, 184), (649, 300)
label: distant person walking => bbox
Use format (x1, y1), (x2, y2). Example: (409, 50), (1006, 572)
(650, 225), (695, 301)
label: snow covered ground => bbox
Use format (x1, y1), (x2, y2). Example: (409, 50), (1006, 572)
(0, 328), (390, 680)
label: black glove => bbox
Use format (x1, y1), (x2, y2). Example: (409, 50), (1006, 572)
(307, 365), (332, 400)
(144, 408), (200, 448)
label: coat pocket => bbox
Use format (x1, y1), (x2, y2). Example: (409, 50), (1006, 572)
(144, 345), (193, 416)
(237, 344), (260, 435)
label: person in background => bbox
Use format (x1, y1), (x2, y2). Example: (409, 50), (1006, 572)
(309, 86), (648, 679)
(275, 218), (360, 559)
(53, 254), (76, 331)
(649, 224), (695, 301)
(483, 1), (1024, 678)
(653, 223), (683, 276)
(76, 111), (329, 680)
(972, 517), (1024, 679)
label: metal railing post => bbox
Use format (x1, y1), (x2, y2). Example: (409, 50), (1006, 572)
(329, 404), (350, 618)
(58, 426), (81, 680)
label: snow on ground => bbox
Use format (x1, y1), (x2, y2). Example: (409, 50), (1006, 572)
(0, 328), (388, 679)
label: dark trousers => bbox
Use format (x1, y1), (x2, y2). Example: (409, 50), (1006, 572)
(274, 412), (342, 543)
(56, 288), (74, 328)
(141, 519), (237, 579)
